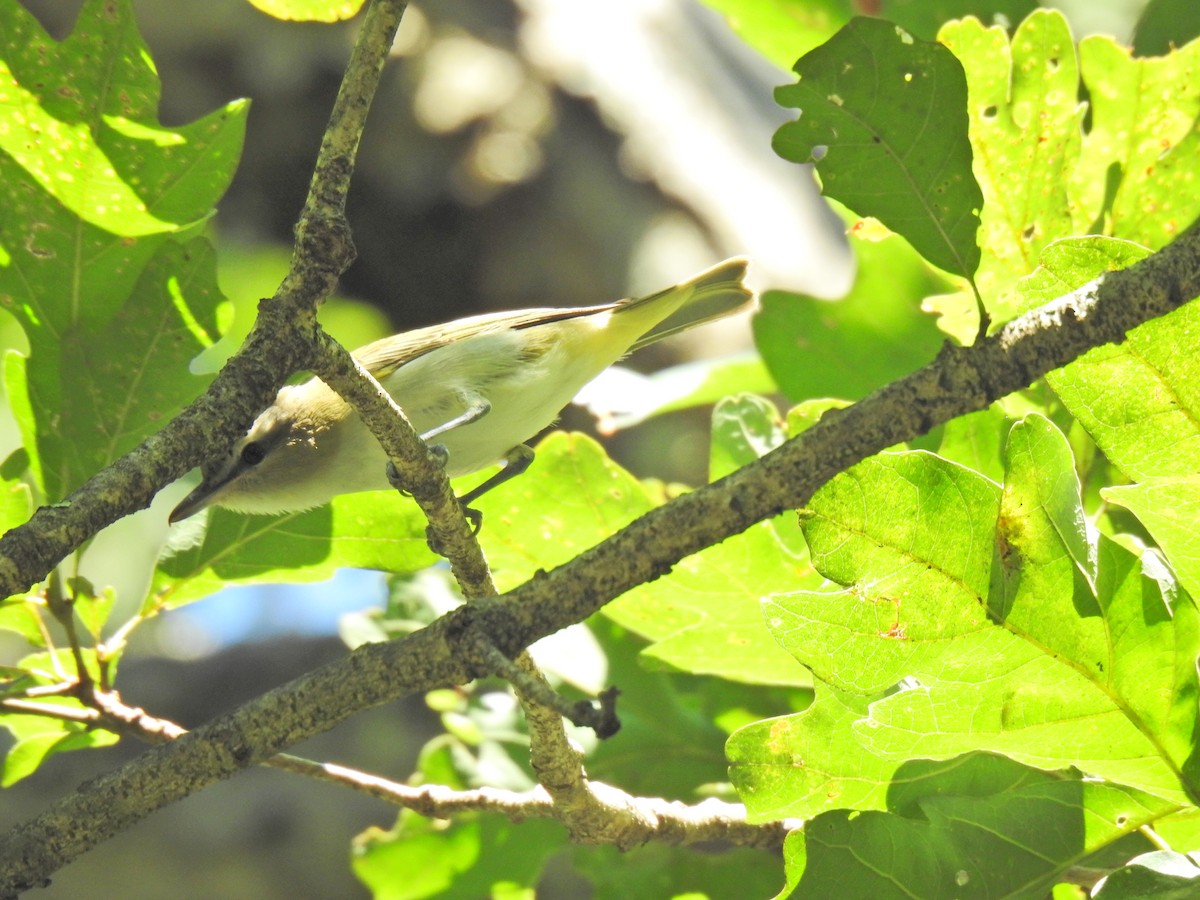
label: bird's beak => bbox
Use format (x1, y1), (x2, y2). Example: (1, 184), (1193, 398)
(169, 480), (217, 525)
(169, 467), (239, 525)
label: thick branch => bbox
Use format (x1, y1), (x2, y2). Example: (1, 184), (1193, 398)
(465, 224), (1200, 656)
(3, 221), (1197, 893)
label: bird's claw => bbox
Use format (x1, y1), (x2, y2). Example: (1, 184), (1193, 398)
(425, 502), (482, 556)
(386, 443), (450, 495)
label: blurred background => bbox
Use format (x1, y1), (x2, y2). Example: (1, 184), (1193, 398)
(0, 0), (1162, 896)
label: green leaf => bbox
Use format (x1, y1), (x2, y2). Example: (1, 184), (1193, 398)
(786, 398), (851, 437)
(352, 812), (563, 900)
(18, 647), (107, 685)
(622, 397), (812, 686)
(986, 419), (1200, 777)
(939, 11), (1082, 319)
(874, 421), (1196, 801)
(1017, 238), (1200, 482)
(753, 233), (950, 404)
(16, 239), (225, 499)
(1154, 809), (1200, 854)
(1, 716), (118, 786)
(937, 13), (1200, 327)
(477, 432), (658, 593)
(575, 353), (776, 433)
(0, 473), (32, 534)
(0, 0), (246, 498)
(728, 685), (898, 820)
(1074, 32), (1200, 248)
(0, 0), (246, 337)
(774, 17), (982, 279)
(1014, 236), (1150, 315)
(354, 801), (783, 900)
(784, 757), (1170, 899)
(700, 0), (1035, 71)
(478, 430), (812, 686)
(1093, 851), (1200, 899)
(936, 404), (1011, 482)
(246, 0), (367, 22)
(700, 0), (854, 70)
(0, 599), (44, 646)
(68, 578), (117, 641)
(606, 518), (815, 686)
(571, 842), (783, 900)
(416, 692), (538, 795)
(1103, 478), (1200, 602)
(995, 413), (1097, 593)
(3, 351), (42, 493)
(780, 452), (1000, 695)
(1, 689), (120, 785)
(152, 492), (435, 608)
(882, 0), (1038, 40)
(744, 421), (1200, 806)
(708, 394), (785, 482)
(584, 616), (753, 799)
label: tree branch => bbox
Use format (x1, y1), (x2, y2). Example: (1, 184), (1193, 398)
(3, 220), (1197, 893)
(0, 0), (590, 812)
(466, 226), (1200, 657)
(10, 690), (760, 851)
(306, 332), (598, 808)
(0, 0), (410, 600)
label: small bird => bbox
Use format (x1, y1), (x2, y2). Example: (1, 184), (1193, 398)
(169, 258), (753, 524)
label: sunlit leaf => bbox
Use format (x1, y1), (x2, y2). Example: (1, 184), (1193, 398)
(0, 0), (245, 498)
(1074, 32), (1200, 249)
(246, 0), (366, 23)
(1, 711), (118, 786)
(353, 812), (562, 899)
(1017, 238), (1200, 482)
(939, 11), (1082, 319)
(1104, 478), (1200, 601)
(702, 0), (1036, 70)
(152, 491), (434, 608)
(739, 420), (1200, 810)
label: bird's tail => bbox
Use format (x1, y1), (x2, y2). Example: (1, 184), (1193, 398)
(624, 257), (754, 352)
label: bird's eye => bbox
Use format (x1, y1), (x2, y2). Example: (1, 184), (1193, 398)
(240, 442), (266, 466)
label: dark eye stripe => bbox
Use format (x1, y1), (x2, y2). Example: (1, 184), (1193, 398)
(240, 442), (266, 466)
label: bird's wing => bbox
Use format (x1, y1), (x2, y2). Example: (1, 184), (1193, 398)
(352, 303), (620, 378)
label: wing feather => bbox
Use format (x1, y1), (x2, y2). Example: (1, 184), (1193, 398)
(351, 303), (620, 377)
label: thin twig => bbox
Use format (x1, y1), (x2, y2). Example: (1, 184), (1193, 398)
(466, 629), (621, 738)
(269, 753), (795, 849)
(44, 573), (92, 693)
(4, 691), (787, 850)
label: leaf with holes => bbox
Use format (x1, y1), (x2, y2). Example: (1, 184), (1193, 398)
(744, 418), (1200, 806)
(939, 11), (1083, 317)
(774, 17), (982, 279)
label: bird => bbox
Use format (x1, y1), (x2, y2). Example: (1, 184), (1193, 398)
(169, 257), (753, 524)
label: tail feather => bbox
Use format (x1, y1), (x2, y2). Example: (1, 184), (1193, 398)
(627, 258), (753, 351)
